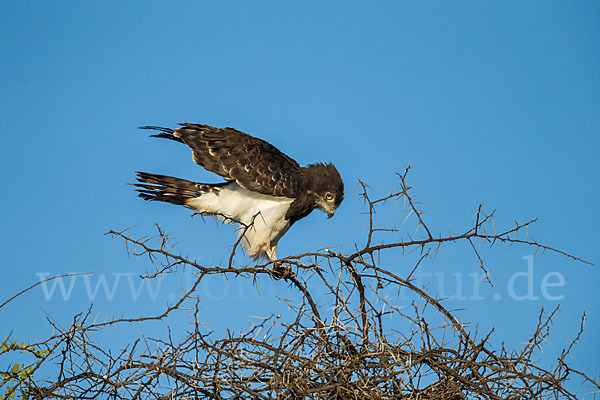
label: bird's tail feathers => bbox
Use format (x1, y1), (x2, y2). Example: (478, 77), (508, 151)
(132, 172), (224, 206)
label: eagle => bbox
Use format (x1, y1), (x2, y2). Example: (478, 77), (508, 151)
(132, 123), (344, 261)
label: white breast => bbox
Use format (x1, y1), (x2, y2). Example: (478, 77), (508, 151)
(186, 182), (294, 258)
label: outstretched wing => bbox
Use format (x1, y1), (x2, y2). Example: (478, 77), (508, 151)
(140, 123), (303, 198)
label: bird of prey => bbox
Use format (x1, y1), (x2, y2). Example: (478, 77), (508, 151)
(133, 123), (344, 261)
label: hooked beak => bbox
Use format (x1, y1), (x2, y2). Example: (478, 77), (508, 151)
(327, 211), (335, 219)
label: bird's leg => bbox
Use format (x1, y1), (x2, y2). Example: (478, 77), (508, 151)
(266, 244), (278, 262)
(267, 244), (295, 280)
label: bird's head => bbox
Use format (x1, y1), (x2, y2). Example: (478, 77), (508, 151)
(304, 163), (344, 218)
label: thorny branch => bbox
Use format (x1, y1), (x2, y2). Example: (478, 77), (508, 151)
(2, 168), (597, 399)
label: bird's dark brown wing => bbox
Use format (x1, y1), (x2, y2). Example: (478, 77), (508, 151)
(172, 123), (303, 198)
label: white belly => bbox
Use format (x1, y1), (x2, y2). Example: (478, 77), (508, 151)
(186, 182), (294, 258)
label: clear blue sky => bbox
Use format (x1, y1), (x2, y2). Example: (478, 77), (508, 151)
(1, 1), (598, 395)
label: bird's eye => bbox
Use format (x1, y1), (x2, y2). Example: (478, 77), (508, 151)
(326, 193), (334, 201)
